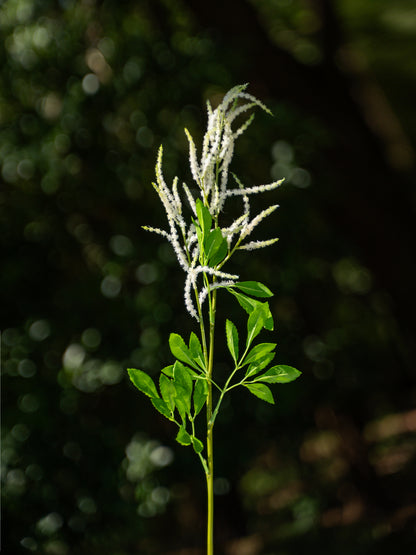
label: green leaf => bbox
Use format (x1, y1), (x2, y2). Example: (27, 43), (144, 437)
(244, 383), (275, 404)
(204, 228), (228, 267)
(244, 343), (276, 365)
(246, 305), (268, 348)
(127, 368), (159, 399)
(159, 374), (176, 412)
(234, 281), (273, 298)
(189, 332), (206, 370)
(176, 426), (192, 446)
(173, 361), (193, 415)
(255, 365), (302, 384)
(161, 364), (174, 378)
(195, 224), (204, 256)
(151, 397), (172, 420)
(172, 393), (187, 422)
(246, 353), (275, 378)
(191, 436), (204, 454)
(227, 289), (274, 330)
(169, 333), (200, 370)
(195, 198), (212, 240)
(226, 319), (239, 363)
(193, 378), (208, 416)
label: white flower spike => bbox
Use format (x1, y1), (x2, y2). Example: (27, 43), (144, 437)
(143, 84), (282, 318)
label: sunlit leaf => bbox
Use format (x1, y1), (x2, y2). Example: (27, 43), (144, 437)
(173, 361), (193, 415)
(226, 319), (239, 363)
(151, 397), (172, 419)
(204, 228), (227, 267)
(227, 289), (274, 330)
(127, 368), (159, 399)
(246, 304), (268, 348)
(189, 332), (205, 370)
(191, 436), (204, 454)
(244, 342), (276, 365)
(169, 333), (200, 370)
(161, 364), (174, 378)
(255, 365), (302, 384)
(245, 353), (275, 378)
(193, 378), (208, 416)
(195, 198), (212, 240)
(244, 382), (274, 404)
(234, 281), (273, 298)
(176, 426), (192, 446)
(159, 374), (176, 411)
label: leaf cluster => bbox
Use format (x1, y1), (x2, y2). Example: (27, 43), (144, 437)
(128, 331), (208, 456)
(128, 280), (301, 451)
(222, 282), (301, 407)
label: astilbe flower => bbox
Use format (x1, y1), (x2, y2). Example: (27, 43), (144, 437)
(143, 84), (283, 319)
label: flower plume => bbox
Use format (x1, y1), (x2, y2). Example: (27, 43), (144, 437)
(143, 84), (282, 318)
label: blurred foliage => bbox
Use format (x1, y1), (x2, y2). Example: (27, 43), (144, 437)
(1, 0), (415, 554)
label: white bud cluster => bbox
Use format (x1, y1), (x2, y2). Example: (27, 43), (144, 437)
(143, 84), (281, 318)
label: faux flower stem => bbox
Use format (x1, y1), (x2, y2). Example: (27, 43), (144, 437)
(127, 85), (302, 554)
(205, 287), (217, 555)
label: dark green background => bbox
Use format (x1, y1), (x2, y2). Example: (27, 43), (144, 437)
(2, 1), (416, 553)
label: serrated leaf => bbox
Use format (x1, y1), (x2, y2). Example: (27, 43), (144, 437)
(246, 305), (268, 348)
(193, 378), (208, 416)
(159, 374), (176, 411)
(195, 224), (204, 256)
(255, 365), (302, 384)
(226, 319), (239, 363)
(176, 426), (192, 446)
(234, 281), (273, 298)
(191, 436), (204, 454)
(151, 397), (172, 419)
(244, 383), (275, 404)
(127, 368), (159, 399)
(161, 364), (174, 378)
(227, 289), (274, 330)
(195, 198), (212, 240)
(173, 392), (187, 422)
(244, 343), (276, 365)
(173, 361), (193, 415)
(204, 228), (227, 267)
(169, 333), (200, 370)
(189, 332), (206, 370)
(246, 353), (275, 378)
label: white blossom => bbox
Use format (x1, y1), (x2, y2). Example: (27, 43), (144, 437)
(142, 225), (169, 239)
(225, 178), (284, 199)
(239, 238), (279, 250)
(199, 280), (236, 308)
(182, 182), (197, 216)
(143, 84), (283, 318)
(184, 128), (200, 186)
(241, 205), (279, 240)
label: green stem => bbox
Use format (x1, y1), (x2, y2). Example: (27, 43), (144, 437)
(210, 343), (251, 427)
(206, 286), (217, 555)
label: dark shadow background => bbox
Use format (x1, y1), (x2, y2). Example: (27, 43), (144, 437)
(2, 1), (416, 553)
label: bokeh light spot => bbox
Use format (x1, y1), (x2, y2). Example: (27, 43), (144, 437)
(78, 496), (97, 514)
(18, 394), (40, 413)
(11, 423), (31, 442)
(136, 263), (158, 284)
(82, 73), (100, 95)
(63, 343), (86, 370)
(100, 275), (121, 298)
(29, 319), (50, 341)
(18, 359), (37, 378)
(81, 328), (101, 349)
(36, 513), (63, 536)
(109, 234), (133, 257)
